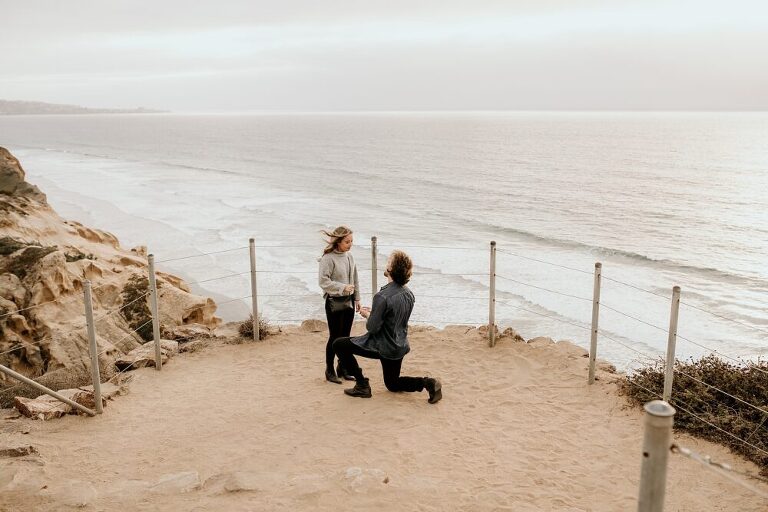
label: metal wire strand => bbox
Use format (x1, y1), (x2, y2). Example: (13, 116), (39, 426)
(675, 335), (768, 378)
(498, 300), (591, 332)
(93, 291), (152, 323)
(674, 369), (768, 416)
(155, 246), (249, 264)
(601, 275), (670, 300)
(671, 444), (768, 497)
(600, 303), (670, 334)
(495, 249), (592, 275)
(495, 274), (593, 302)
(185, 271), (252, 286)
(679, 300), (768, 336)
(597, 330), (660, 363)
(670, 400), (768, 459)
(97, 319), (154, 357)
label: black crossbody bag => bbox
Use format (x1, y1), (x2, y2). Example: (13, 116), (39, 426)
(328, 253), (355, 313)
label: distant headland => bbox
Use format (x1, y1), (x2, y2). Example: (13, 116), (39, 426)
(0, 99), (167, 115)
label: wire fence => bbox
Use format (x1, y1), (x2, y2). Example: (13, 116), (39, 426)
(2, 237), (767, 503)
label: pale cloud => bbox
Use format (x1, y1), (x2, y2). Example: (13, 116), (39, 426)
(1, 0), (766, 111)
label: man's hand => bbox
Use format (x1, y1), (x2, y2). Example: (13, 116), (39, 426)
(359, 306), (371, 318)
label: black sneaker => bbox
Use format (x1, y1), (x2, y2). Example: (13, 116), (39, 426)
(344, 378), (372, 398)
(424, 377), (442, 404)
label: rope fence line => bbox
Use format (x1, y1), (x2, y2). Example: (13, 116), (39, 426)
(496, 248), (592, 275)
(495, 274), (593, 302)
(671, 444), (768, 498)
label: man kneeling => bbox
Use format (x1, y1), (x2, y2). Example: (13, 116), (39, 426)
(332, 250), (442, 404)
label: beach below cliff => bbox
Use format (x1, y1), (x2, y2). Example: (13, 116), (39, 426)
(1, 323), (765, 511)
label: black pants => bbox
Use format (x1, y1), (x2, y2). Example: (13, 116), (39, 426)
(332, 337), (425, 393)
(325, 299), (355, 370)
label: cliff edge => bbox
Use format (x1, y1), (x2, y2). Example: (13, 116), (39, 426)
(0, 147), (219, 404)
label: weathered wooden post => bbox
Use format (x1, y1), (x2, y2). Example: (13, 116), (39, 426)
(147, 254), (163, 370)
(663, 286), (681, 402)
(637, 400), (676, 512)
(588, 262), (602, 384)
(371, 236), (378, 292)
(249, 238), (259, 341)
(83, 280), (103, 413)
(488, 241), (497, 347)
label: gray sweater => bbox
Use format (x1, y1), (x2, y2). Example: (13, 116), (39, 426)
(318, 250), (360, 301)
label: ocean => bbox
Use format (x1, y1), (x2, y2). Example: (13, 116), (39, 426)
(1, 112), (766, 370)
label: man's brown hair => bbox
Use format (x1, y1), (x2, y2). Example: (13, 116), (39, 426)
(388, 250), (413, 285)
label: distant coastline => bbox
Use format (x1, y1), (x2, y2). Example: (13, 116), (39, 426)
(0, 99), (167, 115)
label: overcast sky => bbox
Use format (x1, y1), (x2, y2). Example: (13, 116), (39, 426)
(2, 0), (767, 112)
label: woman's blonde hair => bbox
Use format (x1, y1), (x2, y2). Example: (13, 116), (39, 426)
(321, 226), (353, 255)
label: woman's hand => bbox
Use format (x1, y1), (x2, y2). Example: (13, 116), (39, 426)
(359, 306), (371, 318)
(343, 284), (355, 295)
(355, 300), (361, 312)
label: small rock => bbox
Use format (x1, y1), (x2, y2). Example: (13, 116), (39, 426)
(527, 336), (554, 346)
(343, 467), (388, 492)
(42, 479), (98, 508)
(204, 471), (262, 494)
(14, 396), (71, 420)
(151, 471), (201, 494)
(115, 344), (170, 371)
(179, 339), (208, 354)
(300, 319), (327, 333)
(167, 324), (211, 342)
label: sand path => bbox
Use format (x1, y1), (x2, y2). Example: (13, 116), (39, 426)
(1, 326), (765, 511)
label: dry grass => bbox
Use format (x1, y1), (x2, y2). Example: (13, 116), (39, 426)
(619, 355), (768, 473)
(237, 314), (271, 341)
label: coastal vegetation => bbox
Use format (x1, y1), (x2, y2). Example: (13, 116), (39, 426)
(238, 313), (271, 341)
(619, 355), (768, 473)
(120, 274), (154, 341)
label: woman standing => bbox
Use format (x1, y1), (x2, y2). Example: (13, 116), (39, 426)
(318, 226), (360, 383)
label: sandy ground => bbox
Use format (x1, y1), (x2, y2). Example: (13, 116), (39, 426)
(1, 324), (766, 511)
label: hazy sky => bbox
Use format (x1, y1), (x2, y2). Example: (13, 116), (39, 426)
(2, 0), (767, 112)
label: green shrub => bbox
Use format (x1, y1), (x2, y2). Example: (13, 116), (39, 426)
(6, 245), (56, 279)
(0, 236), (28, 256)
(619, 355), (768, 473)
(120, 274), (154, 342)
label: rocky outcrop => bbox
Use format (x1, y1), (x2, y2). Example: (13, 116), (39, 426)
(0, 148), (45, 202)
(0, 147), (221, 404)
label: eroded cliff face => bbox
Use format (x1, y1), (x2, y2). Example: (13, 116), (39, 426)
(0, 147), (220, 399)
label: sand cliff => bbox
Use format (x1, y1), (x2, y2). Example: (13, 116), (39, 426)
(0, 147), (219, 404)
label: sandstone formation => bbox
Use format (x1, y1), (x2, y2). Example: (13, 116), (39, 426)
(0, 147), (220, 405)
